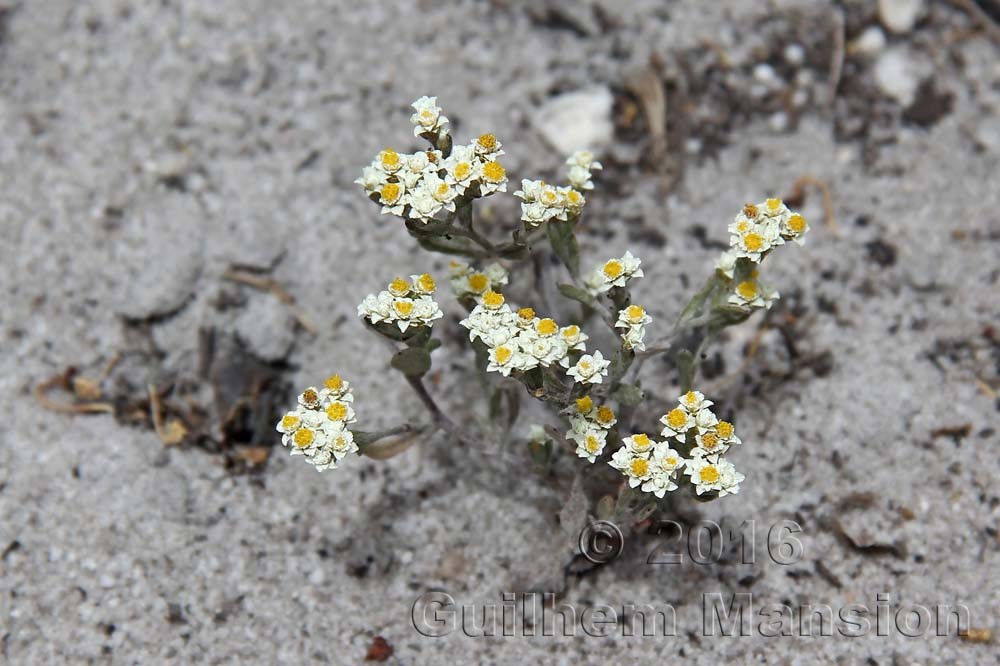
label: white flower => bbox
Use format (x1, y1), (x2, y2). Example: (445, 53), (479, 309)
(297, 387), (322, 410)
(659, 405), (694, 441)
(781, 212), (809, 245)
(559, 187), (586, 217)
(566, 350), (610, 385)
(641, 471), (678, 498)
(565, 150), (603, 171)
(623, 433), (655, 455)
(486, 343), (524, 376)
(609, 446), (654, 488)
(728, 279), (779, 309)
(378, 181), (407, 216)
(477, 159), (508, 196)
(685, 455), (745, 497)
(318, 374), (352, 404)
(678, 390), (712, 413)
(520, 201), (553, 227)
(570, 427), (608, 463)
(559, 325), (588, 352)
(472, 133), (504, 159)
(322, 399), (357, 426)
(410, 273), (437, 296)
(566, 164), (595, 191)
(399, 151), (435, 188)
(308, 448), (337, 471)
(407, 187), (443, 222)
(715, 250), (738, 279)
(422, 172), (458, 212)
(621, 325), (647, 352)
(513, 179), (544, 202)
(373, 147), (404, 175)
(410, 96), (449, 137)
(328, 427), (358, 461)
(591, 404), (617, 429)
(444, 144), (478, 195)
(651, 442), (686, 475)
(589, 251), (644, 293)
(354, 166), (387, 194)
(694, 407), (719, 434)
(714, 420), (742, 447)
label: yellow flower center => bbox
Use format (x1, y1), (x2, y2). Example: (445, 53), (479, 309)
(603, 260), (624, 279)
(743, 204), (758, 218)
(736, 220), (750, 233)
(579, 360), (591, 372)
(301, 389), (318, 405)
(494, 346), (513, 364)
(435, 183), (451, 199)
(663, 456), (678, 469)
(293, 428), (315, 448)
(684, 391), (699, 406)
(280, 414), (300, 430)
(389, 276), (411, 295)
(454, 162), (472, 180)
(566, 190), (583, 205)
(393, 300), (414, 317)
(743, 233), (764, 252)
(717, 421), (734, 439)
(482, 290), (504, 308)
(576, 396), (593, 413)
(630, 458), (650, 477)
(324, 375), (343, 391)
(666, 408), (687, 429)
(626, 305), (645, 321)
(333, 435), (348, 449)
(699, 466), (721, 484)
(585, 436), (601, 453)
(326, 403), (348, 421)
(541, 189), (559, 205)
(419, 109), (435, 122)
(417, 273), (436, 293)
(380, 182), (401, 204)
(379, 148), (400, 169)
(766, 197), (782, 212)
(536, 318), (558, 336)
(788, 214), (806, 234)
(467, 273), (489, 293)
(477, 133), (497, 151)
(596, 406), (615, 425)
(700, 432), (719, 450)
(562, 325), (580, 340)
(736, 280), (758, 300)
(632, 433), (651, 449)
(482, 161), (505, 183)
(518, 307), (535, 321)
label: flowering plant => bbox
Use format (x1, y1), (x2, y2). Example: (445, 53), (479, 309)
(277, 96), (810, 535)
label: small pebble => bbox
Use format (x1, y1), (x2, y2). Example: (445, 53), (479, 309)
(853, 26), (887, 57)
(783, 43), (806, 66)
(878, 0), (925, 34)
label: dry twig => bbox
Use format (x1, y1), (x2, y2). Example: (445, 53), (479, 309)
(223, 268), (318, 335)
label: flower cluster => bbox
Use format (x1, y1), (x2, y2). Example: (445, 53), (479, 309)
(355, 98), (508, 224)
(715, 198), (810, 311)
(357, 274), (444, 332)
(513, 150), (599, 227)
(615, 304), (652, 352)
(609, 434), (685, 498)
(459, 291), (591, 377)
(605, 390), (744, 499)
(659, 391), (744, 496)
(567, 396), (617, 462)
(276, 376), (359, 472)
(448, 260), (509, 300)
(584, 251), (644, 295)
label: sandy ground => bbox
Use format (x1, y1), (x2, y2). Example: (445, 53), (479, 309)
(1, 0), (999, 663)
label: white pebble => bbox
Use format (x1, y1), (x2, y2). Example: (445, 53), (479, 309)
(874, 48), (921, 106)
(878, 0), (925, 34)
(533, 87), (614, 156)
(768, 112), (789, 133)
(783, 43), (806, 66)
(853, 26), (887, 57)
